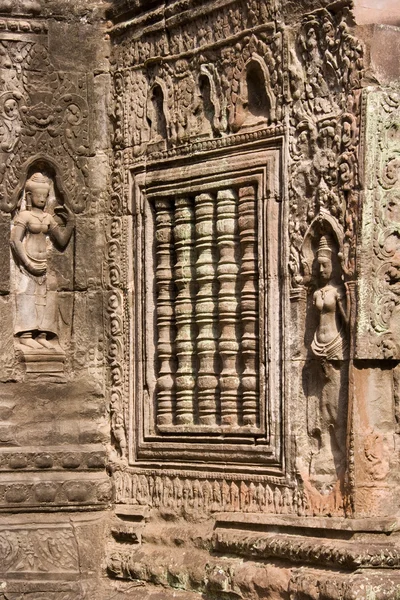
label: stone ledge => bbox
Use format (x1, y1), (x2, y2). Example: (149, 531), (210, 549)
(213, 527), (400, 569)
(215, 512), (400, 532)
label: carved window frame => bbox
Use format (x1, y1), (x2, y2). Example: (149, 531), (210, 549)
(128, 139), (286, 473)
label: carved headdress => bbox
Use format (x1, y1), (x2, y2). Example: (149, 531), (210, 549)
(316, 233), (333, 260)
(24, 172), (50, 209)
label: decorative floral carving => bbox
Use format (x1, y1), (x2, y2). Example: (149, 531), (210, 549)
(0, 41), (90, 213)
(357, 91), (400, 358)
(288, 8), (363, 286)
(0, 526), (78, 573)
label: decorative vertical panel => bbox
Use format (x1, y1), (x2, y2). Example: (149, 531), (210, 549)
(194, 193), (218, 425)
(174, 197), (195, 425)
(155, 199), (176, 426)
(238, 185), (259, 426)
(356, 89), (400, 359)
(216, 189), (240, 426)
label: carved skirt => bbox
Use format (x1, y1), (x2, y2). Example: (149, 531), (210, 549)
(14, 266), (57, 336)
(311, 330), (348, 361)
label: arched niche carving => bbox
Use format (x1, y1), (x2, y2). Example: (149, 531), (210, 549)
(231, 55), (276, 132)
(301, 210), (345, 287)
(10, 157), (75, 376)
(11, 155), (71, 215)
(195, 65), (223, 137)
(146, 80), (169, 146)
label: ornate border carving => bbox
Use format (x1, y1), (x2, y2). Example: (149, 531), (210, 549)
(214, 528), (400, 569)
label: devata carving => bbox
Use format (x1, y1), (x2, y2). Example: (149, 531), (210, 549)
(11, 170), (74, 359)
(311, 233), (348, 361)
(299, 215), (349, 494)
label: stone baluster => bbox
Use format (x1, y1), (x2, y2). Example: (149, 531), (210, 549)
(195, 192), (218, 425)
(238, 185), (259, 426)
(216, 189), (240, 426)
(155, 199), (176, 426)
(174, 197), (195, 425)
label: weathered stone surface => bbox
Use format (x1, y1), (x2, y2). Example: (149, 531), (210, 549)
(0, 0), (399, 598)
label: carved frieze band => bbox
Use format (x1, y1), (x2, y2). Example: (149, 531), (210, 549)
(0, 475), (111, 508)
(113, 470), (306, 516)
(0, 18), (47, 35)
(214, 529), (400, 569)
(0, 449), (105, 471)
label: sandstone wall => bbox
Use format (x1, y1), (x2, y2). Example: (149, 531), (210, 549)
(0, 1), (112, 598)
(0, 0), (399, 598)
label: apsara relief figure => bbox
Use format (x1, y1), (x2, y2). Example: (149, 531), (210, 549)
(311, 234), (348, 361)
(301, 223), (349, 492)
(10, 170), (75, 353)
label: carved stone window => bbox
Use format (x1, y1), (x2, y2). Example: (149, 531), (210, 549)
(130, 141), (284, 470)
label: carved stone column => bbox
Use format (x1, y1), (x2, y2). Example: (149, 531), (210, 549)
(238, 185), (259, 426)
(216, 189), (240, 427)
(195, 192), (218, 425)
(155, 199), (176, 426)
(174, 197), (195, 425)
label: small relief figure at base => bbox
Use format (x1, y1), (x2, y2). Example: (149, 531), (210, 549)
(303, 230), (349, 493)
(10, 170), (75, 369)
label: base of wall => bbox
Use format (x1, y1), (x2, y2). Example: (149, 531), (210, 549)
(107, 511), (400, 599)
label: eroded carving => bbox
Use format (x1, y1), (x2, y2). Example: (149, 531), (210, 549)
(11, 170), (74, 352)
(214, 529), (400, 570)
(0, 526), (78, 574)
(357, 90), (400, 358)
(10, 167), (74, 376)
(300, 216), (349, 493)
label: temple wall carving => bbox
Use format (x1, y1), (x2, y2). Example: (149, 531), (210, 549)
(0, 4), (111, 599)
(104, 0), (400, 597)
(0, 0), (399, 598)
(106, 0), (367, 514)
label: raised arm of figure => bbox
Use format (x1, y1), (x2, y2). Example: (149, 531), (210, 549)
(49, 204), (75, 249)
